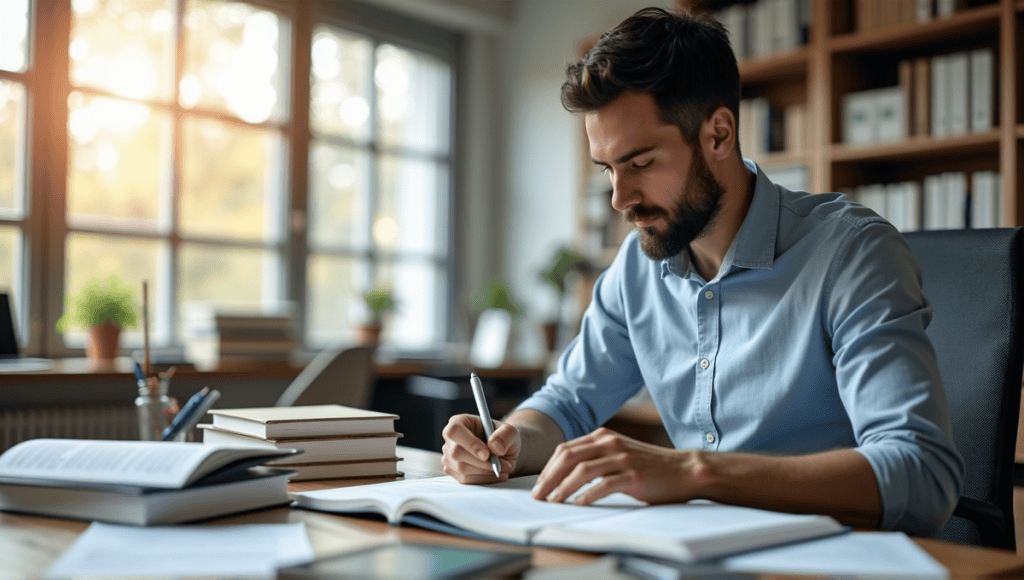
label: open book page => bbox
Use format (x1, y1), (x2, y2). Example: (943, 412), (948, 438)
(533, 500), (845, 562)
(293, 475), (644, 543)
(0, 439), (288, 489)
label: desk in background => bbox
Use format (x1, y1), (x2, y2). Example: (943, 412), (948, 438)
(0, 358), (547, 453)
(3, 446), (1024, 579)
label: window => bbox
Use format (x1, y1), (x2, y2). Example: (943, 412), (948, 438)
(307, 26), (452, 348)
(0, 0), (30, 343)
(0, 0), (458, 356)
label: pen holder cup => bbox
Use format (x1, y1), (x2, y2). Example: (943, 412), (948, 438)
(135, 377), (172, 441)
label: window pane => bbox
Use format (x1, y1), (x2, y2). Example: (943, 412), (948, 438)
(310, 27), (372, 141)
(309, 142), (370, 250)
(180, 116), (283, 242)
(0, 0), (30, 73)
(70, 0), (175, 100)
(377, 259), (444, 347)
(178, 244), (278, 316)
(67, 93), (171, 229)
(376, 155), (447, 255)
(0, 226), (21, 295)
(0, 227), (24, 344)
(65, 233), (165, 345)
(306, 254), (369, 344)
(182, 0), (288, 124)
(376, 44), (451, 153)
(0, 81), (26, 215)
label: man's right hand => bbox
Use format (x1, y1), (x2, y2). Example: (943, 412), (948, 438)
(441, 414), (520, 484)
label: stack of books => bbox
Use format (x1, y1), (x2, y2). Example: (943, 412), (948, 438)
(0, 439), (297, 525)
(199, 405), (402, 481)
(183, 304), (299, 370)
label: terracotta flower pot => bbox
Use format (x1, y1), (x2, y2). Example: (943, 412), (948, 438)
(357, 323), (383, 348)
(86, 321), (121, 362)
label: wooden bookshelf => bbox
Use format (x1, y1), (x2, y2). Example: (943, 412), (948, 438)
(574, 0), (1023, 261)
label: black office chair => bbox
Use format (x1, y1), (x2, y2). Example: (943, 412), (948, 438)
(903, 228), (1024, 549)
(275, 345), (375, 409)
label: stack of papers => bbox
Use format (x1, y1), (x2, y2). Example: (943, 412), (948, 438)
(45, 522), (315, 579)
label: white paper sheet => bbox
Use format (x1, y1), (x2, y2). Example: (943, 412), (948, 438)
(722, 531), (948, 579)
(45, 522), (315, 579)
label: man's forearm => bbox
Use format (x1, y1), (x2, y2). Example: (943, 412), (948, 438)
(697, 448), (883, 529)
(503, 409), (565, 475)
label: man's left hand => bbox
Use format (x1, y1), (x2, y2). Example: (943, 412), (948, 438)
(530, 427), (710, 505)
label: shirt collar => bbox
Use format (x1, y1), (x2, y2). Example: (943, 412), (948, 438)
(661, 159), (778, 279)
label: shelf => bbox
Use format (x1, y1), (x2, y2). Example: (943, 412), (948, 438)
(829, 130), (1001, 163)
(829, 4), (1002, 55)
(738, 47), (810, 84)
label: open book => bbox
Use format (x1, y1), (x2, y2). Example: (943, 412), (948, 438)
(0, 439), (298, 525)
(292, 475), (846, 563)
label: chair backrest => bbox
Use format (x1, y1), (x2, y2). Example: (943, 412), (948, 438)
(903, 228), (1024, 549)
(275, 345), (375, 409)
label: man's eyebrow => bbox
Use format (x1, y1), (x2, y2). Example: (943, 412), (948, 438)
(591, 145), (657, 167)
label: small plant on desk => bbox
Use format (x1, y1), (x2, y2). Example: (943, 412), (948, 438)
(56, 275), (139, 364)
(359, 286), (395, 348)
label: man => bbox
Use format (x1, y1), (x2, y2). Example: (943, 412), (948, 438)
(441, 7), (963, 535)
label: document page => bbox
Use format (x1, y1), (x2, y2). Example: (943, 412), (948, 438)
(722, 531), (947, 579)
(45, 522), (315, 579)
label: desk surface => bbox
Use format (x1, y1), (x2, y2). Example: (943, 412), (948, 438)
(3, 446), (1024, 578)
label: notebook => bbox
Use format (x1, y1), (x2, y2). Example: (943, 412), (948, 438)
(0, 293), (52, 372)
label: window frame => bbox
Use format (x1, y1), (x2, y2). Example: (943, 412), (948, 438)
(12, 0), (459, 358)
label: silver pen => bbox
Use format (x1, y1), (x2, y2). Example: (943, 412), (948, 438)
(469, 372), (502, 477)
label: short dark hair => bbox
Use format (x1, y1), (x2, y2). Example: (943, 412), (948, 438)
(561, 7), (740, 147)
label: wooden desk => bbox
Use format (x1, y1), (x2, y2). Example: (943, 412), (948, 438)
(3, 446), (1024, 579)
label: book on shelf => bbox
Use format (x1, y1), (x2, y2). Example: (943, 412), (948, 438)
(931, 55), (949, 138)
(199, 425), (402, 465)
(207, 404), (398, 439)
(913, 57), (931, 137)
(971, 171), (1003, 229)
(292, 475), (846, 564)
(947, 52), (970, 136)
(970, 48), (994, 133)
(0, 439), (297, 525)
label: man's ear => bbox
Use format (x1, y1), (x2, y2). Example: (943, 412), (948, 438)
(702, 107), (736, 162)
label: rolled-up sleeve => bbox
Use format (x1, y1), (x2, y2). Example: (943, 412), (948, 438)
(517, 236), (646, 441)
(825, 220), (964, 535)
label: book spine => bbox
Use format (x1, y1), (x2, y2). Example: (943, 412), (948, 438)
(843, 91), (876, 145)
(898, 59), (915, 136)
(874, 87), (905, 143)
(916, 0), (933, 22)
(930, 55), (948, 138)
(923, 174), (946, 229)
(969, 48), (993, 133)
(913, 57), (931, 136)
(946, 52), (969, 136)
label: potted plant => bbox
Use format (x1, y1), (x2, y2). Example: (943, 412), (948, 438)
(358, 286), (395, 348)
(539, 247), (589, 351)
(470, 276), (523, 320)
(56, 275), (139, 363)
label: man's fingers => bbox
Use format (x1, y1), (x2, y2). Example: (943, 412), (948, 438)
(532, 439), (601, 501)
(488, 423), (518, 457)
(442, 415), (490, 461)
(441, 438), (490, 470)
(543, 452), (626, 504)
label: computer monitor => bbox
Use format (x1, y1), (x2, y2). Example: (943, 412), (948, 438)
(0, 293), (20, 358)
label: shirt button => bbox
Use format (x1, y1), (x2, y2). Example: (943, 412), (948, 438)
(700, 358), (710, 369)
(705, 290), (714, 299)
(706, 433), (715, 443)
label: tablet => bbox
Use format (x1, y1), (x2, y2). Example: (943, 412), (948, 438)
(278, 541), (531, 580)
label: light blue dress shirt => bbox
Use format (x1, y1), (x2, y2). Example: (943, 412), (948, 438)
(518, 160), (964, 535)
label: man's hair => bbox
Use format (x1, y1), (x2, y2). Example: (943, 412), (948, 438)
(561, 7), (740, 148)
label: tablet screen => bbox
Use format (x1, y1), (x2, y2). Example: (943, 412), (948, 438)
(282, 543), (529, 580)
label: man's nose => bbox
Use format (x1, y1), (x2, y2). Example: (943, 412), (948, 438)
(610, 173), (641, 213)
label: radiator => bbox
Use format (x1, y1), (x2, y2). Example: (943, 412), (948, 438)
(1, 405), (138, 452)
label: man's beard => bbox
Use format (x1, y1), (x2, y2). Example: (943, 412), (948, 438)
(623, 149), (725, 261)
